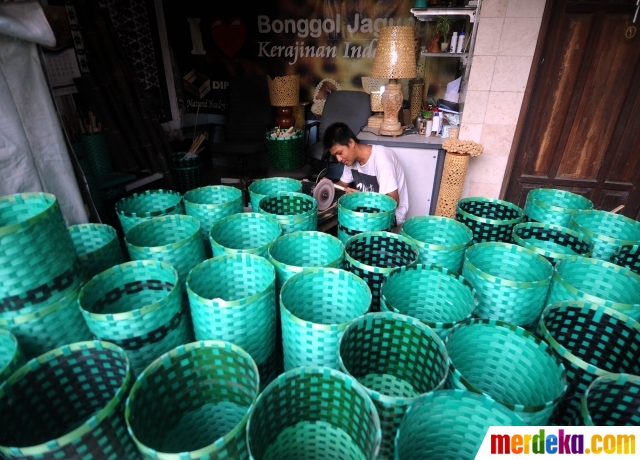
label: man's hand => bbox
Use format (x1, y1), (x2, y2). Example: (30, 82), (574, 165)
(336, 180), (356, 193)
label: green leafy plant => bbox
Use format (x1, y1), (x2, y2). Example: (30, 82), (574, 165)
(434, 16), (452, 42)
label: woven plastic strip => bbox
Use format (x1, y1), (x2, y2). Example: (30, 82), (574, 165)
(380, 264), (476, 339)
(268, 231), (344, 292)
(612, 244), (640, 275)
(538, 301), (640, 425)
(0, 329), (23, 387)
(247, 366), (381, 460)
(344, 231), (419, 312)
(258, 192), (318, 234)
(580, 374), (640, 426)
(125, 214), (206, 288)
(462, 242), (553, 328)
(570, 209), (640, 260)
(183, 185), (243, 245)
(187, 254), (276, 385)
(115, 189), (184, 234)
(524, 188), (593, 226)
(338, 312), (449, 459)
(0, 341), (137, 459)
(210, 212), (282, 259)
(0, 193), (77, 304)
(266, 129), (305, 171)
(68, 223), (124, 280)
(512, 222), (593, 265)
(547, 255), (640, 320)
(401, 216), (473, 274)
(394, 390), (524, 460)
(456, 196), (523, 243)
(279, 268), (371, 371)
(125, 341), (259, 459)
(248, 177), (302, 213)
(78, 260), (188, 377)
(445, 318), (567, 425)
(337, 192), (397, 244)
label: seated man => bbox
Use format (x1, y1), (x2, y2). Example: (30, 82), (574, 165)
(323, 121), (408, 227)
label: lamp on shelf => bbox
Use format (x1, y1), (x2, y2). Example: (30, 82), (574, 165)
(267, 75), (300, 129)
(371, 26), (417, 136)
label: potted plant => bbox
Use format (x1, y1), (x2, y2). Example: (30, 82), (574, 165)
(435, 16), (452, 52)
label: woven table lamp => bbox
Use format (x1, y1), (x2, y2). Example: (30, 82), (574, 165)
(267, 75), (300, 129)
(361, 76), (388, 130)
(371, 26), (417, 136)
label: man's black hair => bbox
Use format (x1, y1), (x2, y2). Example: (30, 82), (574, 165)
(322, 122), (360, 150)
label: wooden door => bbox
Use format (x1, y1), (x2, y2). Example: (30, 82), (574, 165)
(504, 0), (640, 220)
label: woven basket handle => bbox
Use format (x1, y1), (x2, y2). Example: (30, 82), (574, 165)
(311, 78), (341, 115)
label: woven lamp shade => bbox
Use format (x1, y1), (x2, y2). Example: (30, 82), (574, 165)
(370, 91), (383, 112)
(267, 75), (300, 107)
(371, 26), (417, 80)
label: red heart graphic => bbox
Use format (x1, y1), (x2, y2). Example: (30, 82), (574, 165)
(210, 17), (246, 58)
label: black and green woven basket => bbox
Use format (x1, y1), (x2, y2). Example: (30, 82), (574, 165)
(612, 244), (640, 275)
(247, 366), (381, 460)
(258, 191), (318, 234)
(169, 151), (201, 194)
(81, 132), (114, 178)
(248, 177), (302, 213)
(570, 209), (640, 261)
(394, 390), (524, 460)
(115, 189), (184, 234)
(337, 191), (397, 244)
(183, 185), (244, 246)
(524, 188), (593, 226)
(210, 212), (282, 259)
(580, 373), (640, 426)
(0, 341), (137, 459)
(401, 216), (473, 274)
(68, 223), (124, 280)
(338, 312), (449, 459)
(456, 196), (523, 243)
(0, 328), (23, 387)
(512, 222), (593, 265)
(265, 129), (305, 171)
(126, 340), (260, 459)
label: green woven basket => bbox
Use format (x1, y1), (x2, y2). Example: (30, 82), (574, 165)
(337, 192), (397, 244)
(612, 244), (640, 275)
(0, 329), (23, 386)
(187, 254), (277, 386)
(78, 260), (188, 377)
(169, 151), (201, 194)
(266, 129), (305, 171)
(456, 196), (523, 243)
(125, 214), (206, 288)
(258, 192), (318, 234)
(82, 132), (114, 178)
(247, 366), (381, 460)
(115, 189), (184, 234)
(68, 223), (124, 280)
(210, 212), (282, 259)
(0, 341), (137, 459)
(401, 216), (473, 274)
(268, 231), (344, 292)
(280, 267), (371, 371)
(580, 374), (640, 426)
(338, 312), (449, 459)
(380, 264), (477, 340)
(512, 222), (594, 265)
(394, 390), (524, 460)
(344, 231), (419, 312)
(462, 242), (553, 328)
(184, 185), (244, 246)
(0, 193), (78, 306)
(125, 340), (260, 460)
(537, 301), (640, 425)
(445, 318), (567, 425)
(248, 177), (302, 213)
(547, 255), (640, 320)
(570, 209), (640, 261)
(524, 188), (593, 226)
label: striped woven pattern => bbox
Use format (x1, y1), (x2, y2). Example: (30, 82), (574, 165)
(258, 192), (318, 234)
(183, 185), (243, 244)
(570, 209), (640, 260)
(68, 223), (124, 280)
(612, 244), (640, 275)
(456, 197), (523, 243)
(580, 374), (640, 426)
(524, 188), (593, 226)
(210, 212), (282, 258)
(248, 177), (302, 212)
(115, 189), (184, 234)
(512, 222), (593, 265)
(0, 328), (23, 386)
(337, 192), (397, 243)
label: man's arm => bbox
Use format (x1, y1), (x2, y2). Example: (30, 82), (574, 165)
(386, 189), (399, 205)
(336, 180), (357, 193)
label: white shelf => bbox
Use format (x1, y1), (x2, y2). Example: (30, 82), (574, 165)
(410, 7), (477, 22)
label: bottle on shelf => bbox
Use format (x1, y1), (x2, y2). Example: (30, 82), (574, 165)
(449, 32), (458, 54)
(456, 30), (466, 53)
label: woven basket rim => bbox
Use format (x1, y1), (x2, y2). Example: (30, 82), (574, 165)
(526, 188), (593, 213)
(209, 212), (282, 255)
(268, 231), (344, 271)
(115, 189), (182, 218)
(581, 373), (640, 426)
(0, 192), (59, 237)
(0, 329), (20, 370)
(258, 192), (318, 219)
(265, 129), (304, 141)
(512, 222), (595, 258)
(570, 209), (640, 245)
(344, 231), (419, 273)
(337, 192), (397, 216)
(401, 216), (473, 251)
(457, 196), (523, 225)
(124, 214), (201, 252)
(68, 223), (119, 260)
(248, 177), (302, 194)
(183, 185), (243, 208)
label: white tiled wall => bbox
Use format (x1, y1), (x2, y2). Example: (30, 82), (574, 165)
(459, 0), (545, 199)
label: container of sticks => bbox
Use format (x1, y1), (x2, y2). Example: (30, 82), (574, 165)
(169, 134), (204, 194)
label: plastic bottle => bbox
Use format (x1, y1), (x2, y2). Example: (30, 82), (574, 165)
(449, 32), (458, 54)
(456, 30), (466, 53)
(431, 111), (440, 135)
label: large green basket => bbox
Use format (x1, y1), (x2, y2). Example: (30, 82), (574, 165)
(537, 301), (640, 425)
(258, 192), (318, 234)
(79, 260), (189, 377)
(394, 390), (524, 460)
(462, 242), (553, 328)
(280, 268), (371, 371)
(337, 192), (397, 244)
(0, 329), (23, 387)
(512, 222), (593, 265)
(570, 209), (640, 260)
(187, 254), (277, 385)
(125, 341), (260, 460)
(445, 318), (566, 425)
(547, 255), (640, 320)
(380, 264), (476, 340)
(248, 177), (302, 212)
(456, 196), (523, 243)
(247, 366), (381, 460)
(266, 129), (305, 171)
(68, 223), (124, 280)
(210, 212), (282, 258)
(344, 231), (419, 312)
(580, 374), (640, 426)
(401, 216), (473, 274)
(184, 185), (244, 247)
(125, 214), (206, 288)
(115, 189), (184, 234)
(524, 188), (593, 226)
(338, 312), (449, 459)
(612, 244), (640, 275)
(0, 341), (137, 459)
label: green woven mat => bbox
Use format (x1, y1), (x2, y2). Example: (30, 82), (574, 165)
(68, 223), (124, 280)
(512, 221), (593, 265)
(258, 192), (317, 234)
(248, 177), (302, 213)
(210, 212), (282, 259)
(115, 189), (184, 234)
(456, 196), (523, 244)
(0, 328), (23, 387)
(570, 209), (640, 261)
(524, 188), (593, 226)
(337, 192), (397, 244)
(184, 185), (243, 245)
(580, 373), (640, 426)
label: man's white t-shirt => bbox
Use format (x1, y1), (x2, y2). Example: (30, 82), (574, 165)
(339, 144), (409, 225)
